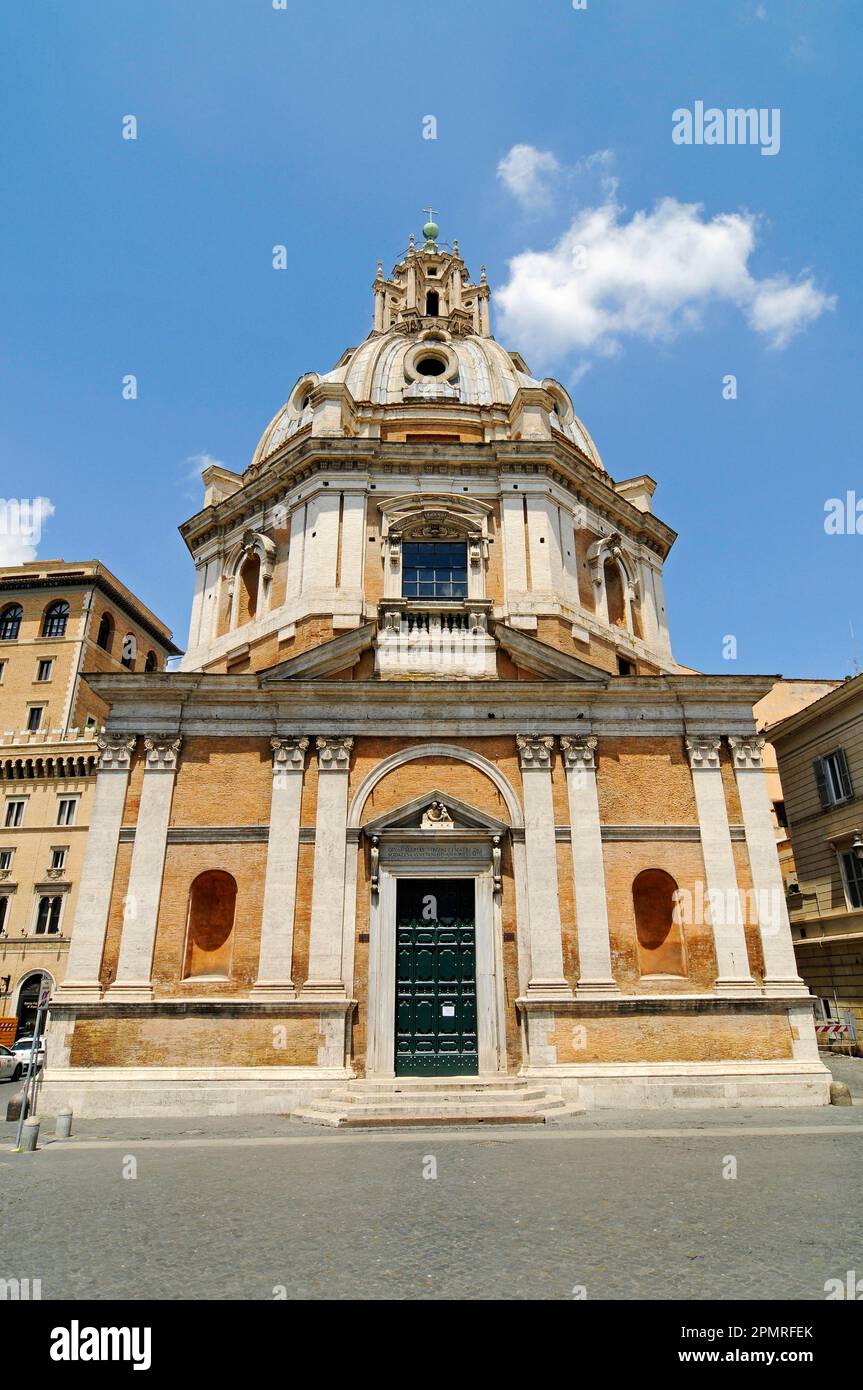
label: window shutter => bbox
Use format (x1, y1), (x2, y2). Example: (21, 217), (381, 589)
(813, 757), (831, 809)
(836, 747), (854, 801)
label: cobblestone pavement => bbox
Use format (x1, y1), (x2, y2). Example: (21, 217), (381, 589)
(0, 1056), (860, 1301)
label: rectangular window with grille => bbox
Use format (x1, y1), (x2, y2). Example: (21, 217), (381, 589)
(402, 541), (468, 600)
(840, 849), (863, 910)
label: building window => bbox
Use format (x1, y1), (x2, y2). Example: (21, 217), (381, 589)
(402, 541), (468, 600)
(773, 800), (789, 829)
(34, 895), (62, 935)
(633, 868), (687, 977)
(814, 749), (853, 808)
(121, 633), (137, 670)
(839, 848), (863, 910)
(0, 897), (9, 935)
(617, 656), (635, 676)
(96, 612), (114, 652)
(144, 650), (157, 672)
(5, 800), (25, 828)
(0, 604), (23, 641)
(425, 290), (440, 317)
(184, 870), (237, 979)
(0, 660), (6, 682)
(50, 847), (67, 871)
(42, 601), (69, 637)
(36, 659), (53, 682)
(26, 706), (44, 732)
(0, 848), (13, 870)
(56, 798), (78, 826)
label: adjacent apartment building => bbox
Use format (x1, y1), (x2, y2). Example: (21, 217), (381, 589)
(769, 672), (863, 1053)
(0, 561), (178, 1037)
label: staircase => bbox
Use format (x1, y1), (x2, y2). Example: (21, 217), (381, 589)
(291, 1076), (584, 1129)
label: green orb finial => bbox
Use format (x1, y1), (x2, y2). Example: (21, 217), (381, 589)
(421, 205), (439, 246)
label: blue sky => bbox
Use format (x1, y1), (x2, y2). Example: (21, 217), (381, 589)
(1, 0), (859, 677)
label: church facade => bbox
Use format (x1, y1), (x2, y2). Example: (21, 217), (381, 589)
(42, 220), (829, 1116)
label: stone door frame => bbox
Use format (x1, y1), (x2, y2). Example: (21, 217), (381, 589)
(365, 848), (507, 1078)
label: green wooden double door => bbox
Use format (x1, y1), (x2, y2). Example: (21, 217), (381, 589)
(395, 879), (478, 1076)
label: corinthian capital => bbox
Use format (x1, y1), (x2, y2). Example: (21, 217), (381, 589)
(271, 736), (309, 775)
(685, 736), (721, 770)
(96, 734), (137, 772)
(728, 735), (766, 770)
(316, 736), (354, 771)
(516, 734), (554, 770)
(143, 735), (182, 772)
(560, 735), (598, 772)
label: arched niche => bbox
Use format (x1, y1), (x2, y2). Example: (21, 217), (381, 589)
(633, 868), (687, 977)
(184, 870), (237, 980)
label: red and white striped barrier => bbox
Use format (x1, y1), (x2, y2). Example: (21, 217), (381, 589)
(815, 1022), (850, 1039)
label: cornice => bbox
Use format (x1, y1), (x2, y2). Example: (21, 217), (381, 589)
(0, 572), (180, 655)
(82, 671), (776, 740)
(178, 436), (677, 560)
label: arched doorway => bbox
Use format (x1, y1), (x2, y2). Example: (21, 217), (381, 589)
(15, 971), (53, 1039)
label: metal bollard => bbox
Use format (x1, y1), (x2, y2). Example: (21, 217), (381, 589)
(55, 1109), (73, 1139)
(19, 1116), (40, 1152)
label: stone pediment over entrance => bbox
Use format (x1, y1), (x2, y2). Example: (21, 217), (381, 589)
(362, 789), (509, 838)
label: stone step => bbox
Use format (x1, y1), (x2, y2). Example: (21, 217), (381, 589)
(292, 1104), (548, 1129)
(340, 1076), (533, 1092)
(290, 1076), (583, 1129)
(302, 1094), (555, 1115)
(327, 1085), (550, 1106)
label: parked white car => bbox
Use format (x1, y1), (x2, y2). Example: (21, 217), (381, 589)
(9, 1036), (45, 1073)
(0, 1045), (22, 1082)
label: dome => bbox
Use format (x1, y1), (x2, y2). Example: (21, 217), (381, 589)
(250, 329), (604, 471)
(248, 231), (604, 472)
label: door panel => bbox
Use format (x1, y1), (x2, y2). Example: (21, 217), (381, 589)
(395, 879), (478, 1077)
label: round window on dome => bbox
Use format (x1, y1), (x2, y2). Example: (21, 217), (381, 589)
(416, 355), (447, 378)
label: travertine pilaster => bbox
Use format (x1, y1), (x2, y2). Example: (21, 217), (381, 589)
(302, 737), (354, 999)
(686, 735), (756, 995)
(729, 735), (808, 996)
(108, 735), (181, 1001)
(560, 735), (619, 997)
(52, 735), (136, 1003)
(517, 734), (572, 999)
(251, 737), (308, 1000)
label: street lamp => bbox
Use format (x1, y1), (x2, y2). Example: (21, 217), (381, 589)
(851, 829), (863, 864)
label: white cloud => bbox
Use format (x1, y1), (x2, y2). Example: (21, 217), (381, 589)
(747, 275), (834, 347)
(0, 497), (55, 565)
(497, 144), (561, 210)
(182, 451), (225, 483)
(494, 190), (835, 371)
